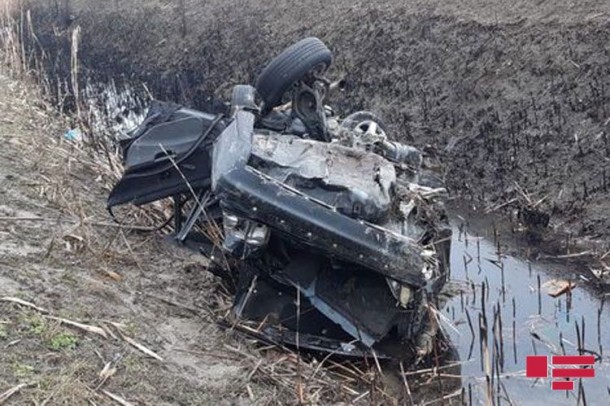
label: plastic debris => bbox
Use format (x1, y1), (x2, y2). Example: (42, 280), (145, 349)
(64, 128), (82, 141)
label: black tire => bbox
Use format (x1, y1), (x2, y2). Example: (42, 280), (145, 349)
(256, 37), (332, 112)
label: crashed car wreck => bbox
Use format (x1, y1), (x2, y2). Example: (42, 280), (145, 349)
(108, 38), (452, 360)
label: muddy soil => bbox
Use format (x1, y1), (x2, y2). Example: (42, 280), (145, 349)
(0, 70), (289, 405)
(16, 0), (610, 252)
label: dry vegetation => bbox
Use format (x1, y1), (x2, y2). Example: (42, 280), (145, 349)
(0, 61), (265, 405)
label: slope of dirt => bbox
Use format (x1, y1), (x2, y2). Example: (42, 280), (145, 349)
(0, 70), (285, 405)
(16, 0), (610, 251)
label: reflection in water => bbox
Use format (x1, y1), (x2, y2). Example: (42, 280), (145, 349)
(444, 224), (610, 405)
(83, 79), (149, 139)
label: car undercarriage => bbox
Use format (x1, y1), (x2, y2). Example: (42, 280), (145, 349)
(108, 37), (452, 360)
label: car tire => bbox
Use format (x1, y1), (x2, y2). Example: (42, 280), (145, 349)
(256, 37), (332, 112)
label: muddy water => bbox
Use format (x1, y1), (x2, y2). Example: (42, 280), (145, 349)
(445, 224), (610, 405)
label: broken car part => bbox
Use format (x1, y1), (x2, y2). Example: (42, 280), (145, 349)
(108, 37), (451, 360)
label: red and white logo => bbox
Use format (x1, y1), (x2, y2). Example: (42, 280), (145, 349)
(526, 355), (595, 391)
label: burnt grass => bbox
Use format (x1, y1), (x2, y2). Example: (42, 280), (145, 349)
(20, 0), (610, 248)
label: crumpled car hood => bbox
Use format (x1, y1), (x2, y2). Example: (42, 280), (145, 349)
(251, 134), (396, 223)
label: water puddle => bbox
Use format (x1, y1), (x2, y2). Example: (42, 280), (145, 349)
(82, 80), (149, 139)
(445, 223), (610, 405)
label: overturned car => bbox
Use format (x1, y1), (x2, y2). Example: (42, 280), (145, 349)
(108, 38), (452, 360)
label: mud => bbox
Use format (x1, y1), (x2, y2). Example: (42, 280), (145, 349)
(11, 0), (610, 252)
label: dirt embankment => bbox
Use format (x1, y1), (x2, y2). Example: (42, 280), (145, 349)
(0, 70), (288, 405)
(20, 0), (610, 251)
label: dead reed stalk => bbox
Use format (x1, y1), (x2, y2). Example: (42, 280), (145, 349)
(70, 25), (81, 120)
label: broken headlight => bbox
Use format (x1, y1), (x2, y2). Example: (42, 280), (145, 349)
(223, 211), (270, 257)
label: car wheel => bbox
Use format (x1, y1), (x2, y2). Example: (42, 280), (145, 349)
(256, 37), (332, 113)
